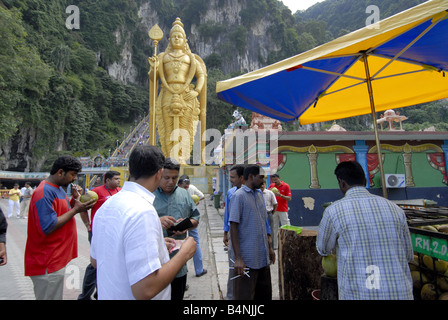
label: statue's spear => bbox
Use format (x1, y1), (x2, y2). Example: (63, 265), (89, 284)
(148, 24), (164, 146)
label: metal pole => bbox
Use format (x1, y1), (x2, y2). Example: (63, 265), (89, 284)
(150, 46), (157, 146)
(363, 53), (388, 199)
(148, 25), (164, 146)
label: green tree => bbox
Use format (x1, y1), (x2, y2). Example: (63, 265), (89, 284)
(50, 44), (71, 74)
(69, 46), (97, 74)
(0, 7), (51, 141)
(231, 25), (248, 55)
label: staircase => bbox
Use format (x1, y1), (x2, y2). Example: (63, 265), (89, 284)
(111, 115), (152, 161)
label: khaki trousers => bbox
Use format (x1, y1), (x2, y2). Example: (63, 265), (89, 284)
(271, 211), (290, 250)
(30, 268), (65, 300)
(19, 199), (30, 218)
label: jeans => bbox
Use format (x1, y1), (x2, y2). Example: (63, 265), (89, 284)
(189, 228), (204, 276)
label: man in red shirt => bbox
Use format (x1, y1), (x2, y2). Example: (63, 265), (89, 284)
(78, 170), (121, 300)
(268, 174), (292, 250)
(25, 155), (95, 300)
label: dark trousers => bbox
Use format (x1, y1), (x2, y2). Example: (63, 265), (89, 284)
(233, 266), (272, 300)
(78, 231), (97, 300)
(171, 275), (187, 300)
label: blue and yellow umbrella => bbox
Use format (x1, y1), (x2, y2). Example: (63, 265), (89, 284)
(217, 0), (448, 197)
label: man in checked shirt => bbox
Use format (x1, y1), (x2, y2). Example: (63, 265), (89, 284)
(230, 164), (275, 300)
(316, 161), (414, 300)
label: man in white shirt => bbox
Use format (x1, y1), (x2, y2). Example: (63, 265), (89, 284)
(90, 145), (196, 300)
(178, 174), (205, 202)
(19, 182), (33, 219)
(261, 181), (277, 246)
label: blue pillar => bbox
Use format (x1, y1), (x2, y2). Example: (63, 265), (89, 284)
(219, 167), (226, 195)
(354, 140), (370, 188)
(442, 141), (448, 180)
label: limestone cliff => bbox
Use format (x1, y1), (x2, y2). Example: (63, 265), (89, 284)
(110, 0), (282, 85)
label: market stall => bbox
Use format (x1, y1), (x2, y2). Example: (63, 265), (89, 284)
(403, 205), (448, 300)
(278, 200), (448, 300)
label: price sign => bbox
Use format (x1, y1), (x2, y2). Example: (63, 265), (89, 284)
(411, 233), (448, 262)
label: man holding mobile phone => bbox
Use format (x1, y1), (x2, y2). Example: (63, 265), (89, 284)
(154, 158), (200, 300)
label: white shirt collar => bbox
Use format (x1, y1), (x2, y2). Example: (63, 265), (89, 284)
(122, 181), (155, 205)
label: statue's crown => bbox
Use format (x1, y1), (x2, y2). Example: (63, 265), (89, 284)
(170, 18), (186, 37)
(172, 17), (184, 29)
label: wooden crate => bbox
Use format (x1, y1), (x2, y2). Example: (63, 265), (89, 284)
(278, 228), (323, 300)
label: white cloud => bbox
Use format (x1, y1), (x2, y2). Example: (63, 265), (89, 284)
(281, 0), (323, 12)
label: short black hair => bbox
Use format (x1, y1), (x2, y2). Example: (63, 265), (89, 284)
(230, 164), (245, 177)
(129, 145), (165, 180)
(271, 173), (280, 179)
(104, 170), (120, 182)
(334, 161), (366, 186)
(178, 174), (190, 184)
(50, 155), (83, 175)
(164, 158), (180, 171)
(243, 164), (261, 180)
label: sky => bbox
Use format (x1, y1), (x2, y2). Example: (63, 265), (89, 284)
(281, 0), (323, 12)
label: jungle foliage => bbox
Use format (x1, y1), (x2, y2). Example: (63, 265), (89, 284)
(1, 0), (148, 164)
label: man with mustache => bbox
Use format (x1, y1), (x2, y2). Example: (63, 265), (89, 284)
(154, 158), (200, 300)
(25, 155), (95, 300)
(229, 164), (275, 300)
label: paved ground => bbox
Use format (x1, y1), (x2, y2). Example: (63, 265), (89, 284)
(0, 195), (279, 300)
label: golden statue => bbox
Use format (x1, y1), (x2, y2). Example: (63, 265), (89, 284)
(149, 18), (207, 164)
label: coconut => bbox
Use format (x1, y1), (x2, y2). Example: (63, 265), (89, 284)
(191, 194), (200, 204)
(411, 271), (428, 290)
(439, 292), (448, 300)
(437, 276), (448, 291)
(438, 225), (448, 233)
(80, 190), (98, 204)
(421, 283), (438, 300)
(322, 254), (337, 278)
(423, 255), (448, 273)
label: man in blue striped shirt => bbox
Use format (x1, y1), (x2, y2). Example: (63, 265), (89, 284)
(316, 161), (414, 300)
(223, 164), (245, 300)
(230, 164), (275, 300)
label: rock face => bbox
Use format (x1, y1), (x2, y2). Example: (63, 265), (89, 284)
(111, 0), (281, 84)
(107, 29), (139, 85)
(0, 127), (38, 172)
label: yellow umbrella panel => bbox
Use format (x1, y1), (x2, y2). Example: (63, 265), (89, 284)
(300, 55), (448, 125)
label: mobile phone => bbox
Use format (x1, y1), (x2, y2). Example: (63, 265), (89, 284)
(169, 240), (185, 253)
(168, 218), (193, 232)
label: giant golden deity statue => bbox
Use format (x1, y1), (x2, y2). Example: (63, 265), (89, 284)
(148, 18), (207, 164)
